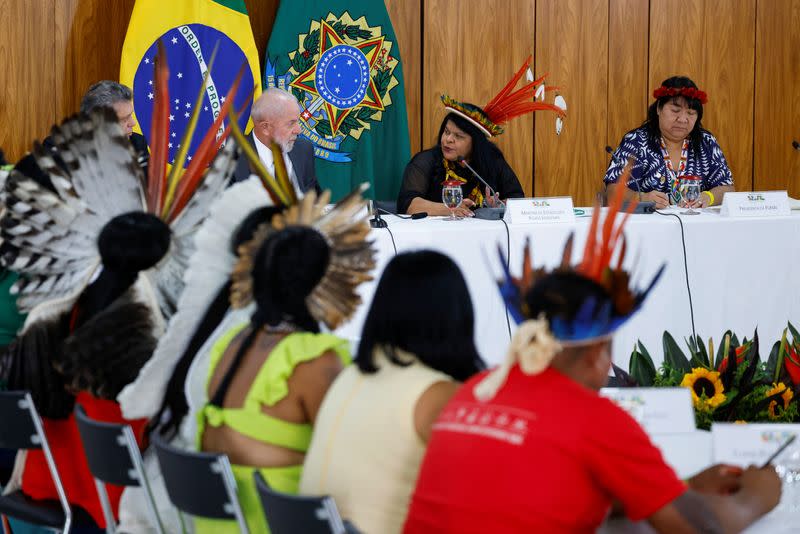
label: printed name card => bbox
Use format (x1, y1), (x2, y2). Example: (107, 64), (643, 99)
(503, 197), (575, 224)
(711, 423), (800, 466)
(720, 191), (790, 218)
(600, 387), (696, 434)
(650, 432), (713, 479)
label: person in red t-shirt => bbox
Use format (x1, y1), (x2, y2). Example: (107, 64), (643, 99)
(404, 187), (781, 534)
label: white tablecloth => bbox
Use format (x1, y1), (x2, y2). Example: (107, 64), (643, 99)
(336, 209), (800, 369)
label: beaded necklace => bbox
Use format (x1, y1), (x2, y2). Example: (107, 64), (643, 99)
(442, 158), (484, 206)
(658, 137), (688, 204)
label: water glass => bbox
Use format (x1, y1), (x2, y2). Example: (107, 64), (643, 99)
(442, 183), (464, 221)
(679, 176), (702, 215)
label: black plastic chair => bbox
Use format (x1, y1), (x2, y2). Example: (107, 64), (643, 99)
(151, 432), (249, 534)
(74, 405), (165, 534)
(254, 472), (358, 534)
(0, 391), (94, 534)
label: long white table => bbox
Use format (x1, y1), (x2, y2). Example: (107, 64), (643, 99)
(336, 208), (800, 370)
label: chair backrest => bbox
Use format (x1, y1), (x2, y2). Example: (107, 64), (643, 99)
(0, 390), (73, 533)
(75, 404), (166, 533)
(254, 471), (347, 534)
(0, 390), (42, 450)
(152, 432), (249, 533)
(74, 405), (139, 486)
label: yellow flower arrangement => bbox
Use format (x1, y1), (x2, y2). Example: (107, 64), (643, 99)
(766, 382), (794, 420)
(680, 367), (726, 410)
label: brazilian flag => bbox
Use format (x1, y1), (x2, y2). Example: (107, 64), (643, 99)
(264, 1), (411, 201)
(120, 0), (261, 166)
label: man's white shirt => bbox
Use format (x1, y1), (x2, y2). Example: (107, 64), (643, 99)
(253, 135), (303, 198)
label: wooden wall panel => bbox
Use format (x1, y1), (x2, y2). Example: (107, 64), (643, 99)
(754, 0), (800, 196)
(0, 0), (56, 162)
(650, 0), (756, 191)
(386, 0), (422, 155)
(54, 0), (136, 118)
(535, 0), (608, 204)
(607, 0), (649, 152)
(424, 0), (536, 194)
(3, 0), (800, 201)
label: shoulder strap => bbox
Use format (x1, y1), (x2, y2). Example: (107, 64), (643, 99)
(209, 326), (258, 407)
(209, 326), (284, 407)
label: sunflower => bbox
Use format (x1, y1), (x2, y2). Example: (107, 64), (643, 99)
(680, 368), (726, 410)
(766, 382), (794, 420)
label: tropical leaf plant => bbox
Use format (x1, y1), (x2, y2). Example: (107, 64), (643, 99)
(623, 327), (799, 429)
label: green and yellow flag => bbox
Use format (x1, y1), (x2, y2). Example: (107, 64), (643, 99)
(120, 0), (261, 164)
(264, 0), (411, 201)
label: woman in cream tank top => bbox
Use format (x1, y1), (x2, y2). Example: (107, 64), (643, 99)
(300, 251), (486, 533)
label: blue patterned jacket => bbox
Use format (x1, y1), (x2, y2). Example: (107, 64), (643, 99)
(603, 126), (733, 192)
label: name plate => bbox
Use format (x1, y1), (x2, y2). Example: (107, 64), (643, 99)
(651, 432), (713, 479)
(720, 191), (790, 217)
(600, 387), (695, 434)
(712, 423), (800, 466)
(503, 197), (575, 224)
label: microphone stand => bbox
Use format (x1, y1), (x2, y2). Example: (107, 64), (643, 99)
(368, 200), (387, 228)
(456, 157), (506, 220)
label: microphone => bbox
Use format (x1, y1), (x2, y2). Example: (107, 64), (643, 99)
(793, 140), (800, 151)
(605, 145), (613, 154)
(456, 156), (501, 207)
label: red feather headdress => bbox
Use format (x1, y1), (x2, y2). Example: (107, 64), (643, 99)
(441, 55), (567, 137)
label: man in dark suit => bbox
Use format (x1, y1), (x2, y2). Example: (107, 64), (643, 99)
(78, 81), (150, 172)
(16, 81), (149, 191)
(231, 88), (320, 195)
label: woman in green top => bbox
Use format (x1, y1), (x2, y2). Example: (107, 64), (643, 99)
(196, 191), (375, 533)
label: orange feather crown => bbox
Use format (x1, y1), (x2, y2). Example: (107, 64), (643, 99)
(441, 55), (566, 137)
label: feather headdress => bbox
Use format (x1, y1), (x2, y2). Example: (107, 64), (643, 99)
(230, 183), (376, 330)
(118, 84), (377, 418)
(475, 176), (665, 400)
(441, 55), (567, 137)
(0, 42), (245, 318)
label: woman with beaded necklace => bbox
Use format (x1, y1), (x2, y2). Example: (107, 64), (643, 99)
(605, 76), (735, 209)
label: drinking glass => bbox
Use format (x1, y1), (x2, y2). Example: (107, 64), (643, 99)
(679, 176), (702, 215)
(442, 183), (464, 221)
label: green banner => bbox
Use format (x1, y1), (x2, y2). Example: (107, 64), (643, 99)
(263, 0), (411, 201)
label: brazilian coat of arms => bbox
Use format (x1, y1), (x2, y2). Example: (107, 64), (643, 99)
(264, 12), (401, 162)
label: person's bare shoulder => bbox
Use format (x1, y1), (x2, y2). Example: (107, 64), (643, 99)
(414, 380), (460, 443)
